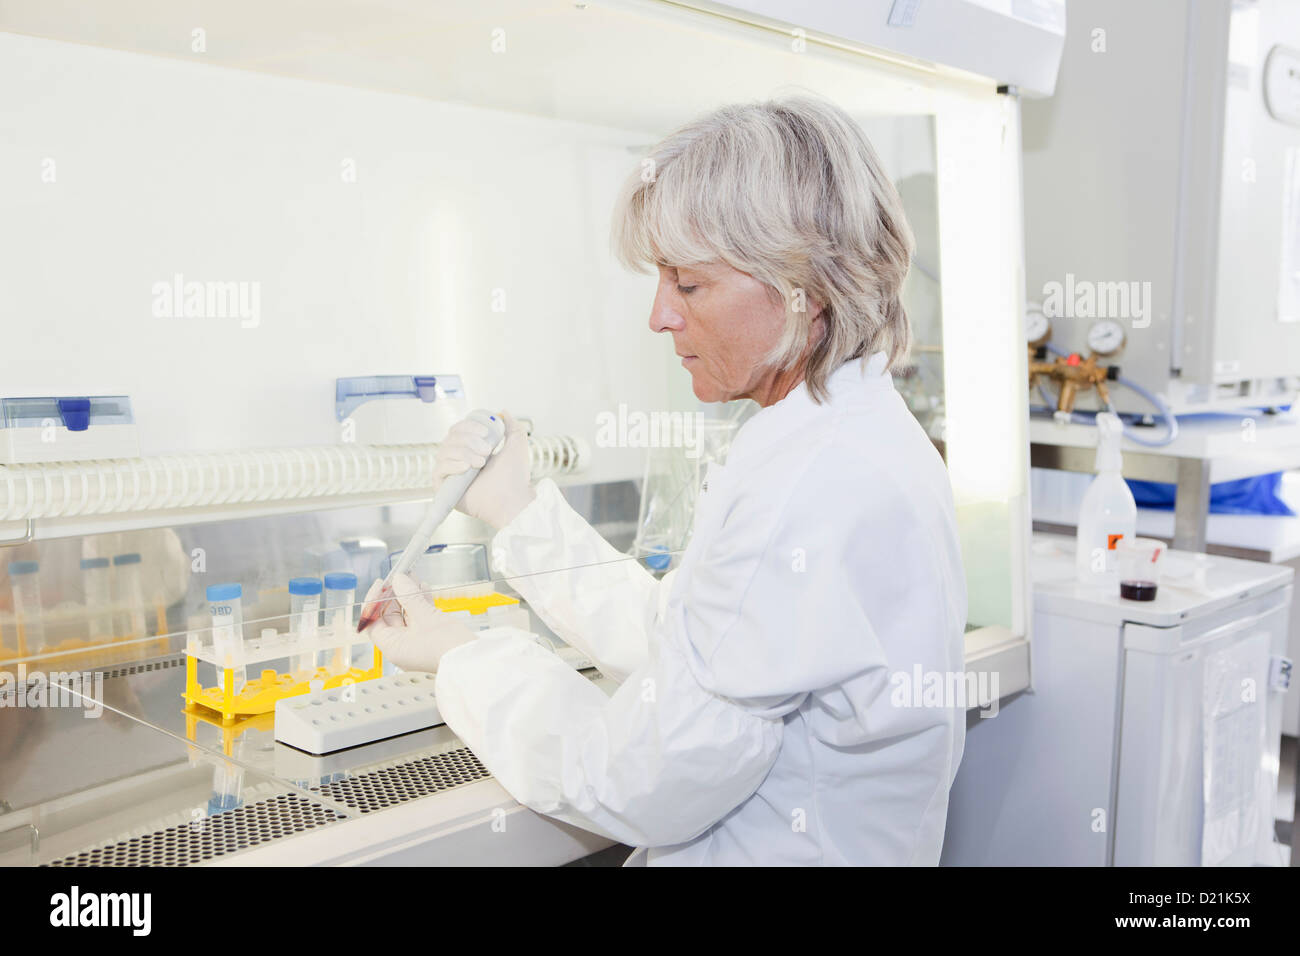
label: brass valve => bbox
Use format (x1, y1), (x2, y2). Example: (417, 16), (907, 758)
(1029, 348), (1113, 414)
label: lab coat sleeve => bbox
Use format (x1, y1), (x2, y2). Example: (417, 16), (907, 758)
(487, 478), (662, 683)
(435, 449), (910, 848)
(434, 626), (783, 847)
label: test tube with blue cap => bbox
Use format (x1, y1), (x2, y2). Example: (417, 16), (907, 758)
(205, 583), (246, 691)
(289, 577), (322, 674)
(209, 760), (244, 816)
(209, 738), (248, 817)
(7, 560), (45, 654)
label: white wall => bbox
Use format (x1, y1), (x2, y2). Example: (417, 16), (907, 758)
(0, 32), (687, 485)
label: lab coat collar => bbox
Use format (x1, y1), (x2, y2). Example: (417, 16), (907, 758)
(724, 352), (892, 466)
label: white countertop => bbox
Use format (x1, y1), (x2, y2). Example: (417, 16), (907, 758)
(1031, 533), (1293, 627)
(1030, 412), (1300, 483)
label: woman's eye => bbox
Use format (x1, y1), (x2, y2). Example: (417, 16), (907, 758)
(677, 285), (698, 295)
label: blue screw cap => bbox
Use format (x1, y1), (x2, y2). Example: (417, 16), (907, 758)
(206, 583), (242, 602)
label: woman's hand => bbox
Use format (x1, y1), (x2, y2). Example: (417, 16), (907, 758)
(434, 410), (535, 530)
(365, 574), (477, 673)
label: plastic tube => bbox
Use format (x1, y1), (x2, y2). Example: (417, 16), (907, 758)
(8, 560), (45, 654)
(323, 571), (357, 670)
(1110, 374), (1180, 447)
(112, 552), (147, 639)
(289, 577), (322, 674)
(323, 572), (357, 631)
(209, 758), (244, 815)
(80, 557), (113, 641)
(206, 583), (245, 691)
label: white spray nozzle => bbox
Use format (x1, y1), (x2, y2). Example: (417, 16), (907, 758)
(1094, 412), (1124, 473)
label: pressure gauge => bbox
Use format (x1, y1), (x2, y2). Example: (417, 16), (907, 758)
(1086, 319), (1126, 356)
(1025, 305), (1051, 346)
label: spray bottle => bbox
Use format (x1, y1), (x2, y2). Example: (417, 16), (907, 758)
(1075, 412), (1136, 585)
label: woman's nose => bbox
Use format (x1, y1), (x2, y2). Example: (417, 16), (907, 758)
(649, 287), (686, 334)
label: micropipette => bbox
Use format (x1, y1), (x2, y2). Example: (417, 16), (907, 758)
(357, 408), (507, 633)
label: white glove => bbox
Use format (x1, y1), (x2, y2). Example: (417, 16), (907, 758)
(364, 574), (477, 673)
(434, 410), (535, 530)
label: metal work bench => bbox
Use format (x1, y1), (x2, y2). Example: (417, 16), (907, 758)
(0, 651), (616, 867)
(1029, 411), (1300, 552)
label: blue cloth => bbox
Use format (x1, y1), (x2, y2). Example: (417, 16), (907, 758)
(1127, 472), (1295, 516)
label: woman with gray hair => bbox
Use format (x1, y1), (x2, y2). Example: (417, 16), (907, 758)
(366, 95), (968, 866)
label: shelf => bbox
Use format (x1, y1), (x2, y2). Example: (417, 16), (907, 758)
(0, 437), (586, 541)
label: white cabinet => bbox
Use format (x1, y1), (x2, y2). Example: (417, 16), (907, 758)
(943, 534), (1293, 866)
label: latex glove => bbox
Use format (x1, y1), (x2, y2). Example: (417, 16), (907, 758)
(434, 410), (535, 530)
(364, 574), (477, 673)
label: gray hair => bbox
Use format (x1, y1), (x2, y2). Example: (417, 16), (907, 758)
(612, 95), (914, 403)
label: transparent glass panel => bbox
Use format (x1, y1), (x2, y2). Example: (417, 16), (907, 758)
(0, 690), (351, 866)
(2, 545), (665, 861)
(1, 1), (1031, 837)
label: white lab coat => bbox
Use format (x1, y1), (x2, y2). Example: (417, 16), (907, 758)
(434, 353), (968, 865)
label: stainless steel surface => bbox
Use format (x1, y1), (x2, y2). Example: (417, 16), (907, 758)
(0, 719), (352, 866)
(1172, 457), (1213, 552)
(1, 657), (506, 864)
(0, 626), (617, 865)
(1029, 441), (1182, 482)
(42, 744), (496, 866)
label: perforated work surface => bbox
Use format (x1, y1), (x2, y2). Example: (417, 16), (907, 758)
(314, 747), (491, 812)
(44, 793), (345, 867)
(100, 655), (186, 681)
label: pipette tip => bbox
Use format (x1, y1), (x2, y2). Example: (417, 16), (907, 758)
(356, 584), (392, 633)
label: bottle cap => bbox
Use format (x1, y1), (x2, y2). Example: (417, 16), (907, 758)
(206, 583), (242, 602)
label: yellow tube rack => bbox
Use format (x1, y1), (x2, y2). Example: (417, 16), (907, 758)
(431, 592), (519, 614)
(182, 649), (384, 724)
(183, 704), (275, 756)
(0, 630), (170, 669)
(180, 591), (516, 723)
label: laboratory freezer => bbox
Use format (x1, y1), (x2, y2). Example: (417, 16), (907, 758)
(942, 534), (1293, 867)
